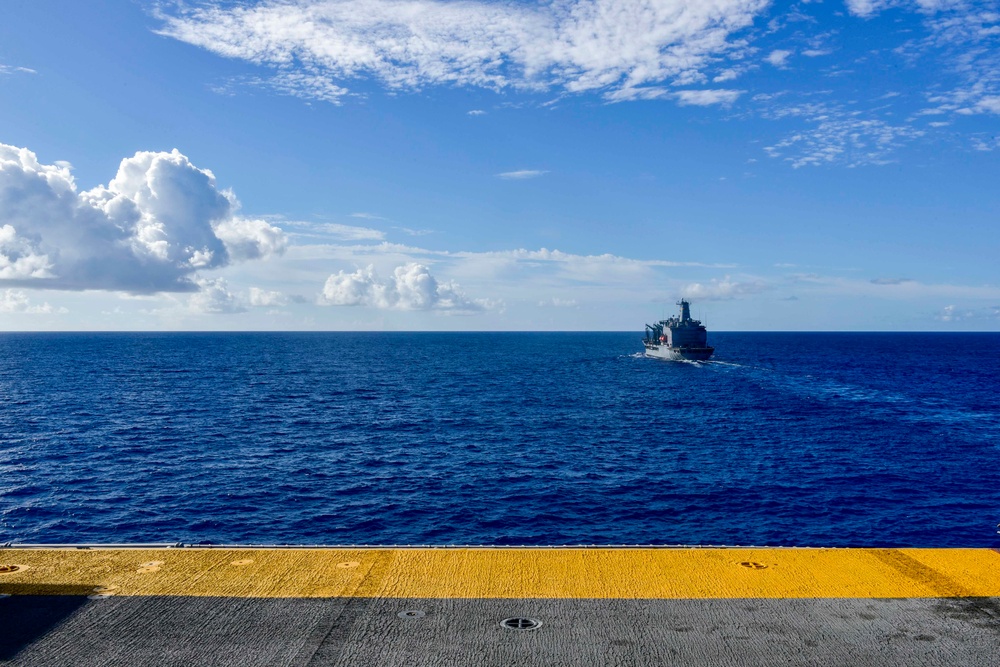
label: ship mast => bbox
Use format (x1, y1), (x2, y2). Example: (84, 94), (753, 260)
(677, 299), (692, 322)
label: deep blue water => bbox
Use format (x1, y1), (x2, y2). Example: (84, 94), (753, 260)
(1, 332), (998, 547)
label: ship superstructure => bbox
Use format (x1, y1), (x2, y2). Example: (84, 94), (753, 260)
(643, 300), (714, 361)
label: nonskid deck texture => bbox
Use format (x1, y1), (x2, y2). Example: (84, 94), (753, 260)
(2, 547), (999, 666)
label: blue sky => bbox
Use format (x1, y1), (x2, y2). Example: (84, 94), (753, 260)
(1, 0), (997, 330)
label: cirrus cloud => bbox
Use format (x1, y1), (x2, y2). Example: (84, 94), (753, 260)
(681, 275), (770, 300)
(497, 169), (548, 179)
(674, 88), (744, 106)
(156, 0), (769, 103)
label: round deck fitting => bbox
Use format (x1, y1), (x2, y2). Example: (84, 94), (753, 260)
(500, 617), (542, 631)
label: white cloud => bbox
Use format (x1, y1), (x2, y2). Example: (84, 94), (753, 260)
(791, 273), (1000, 300)
(450, 247), (734, 279)
(844, 0), (894, 18)
(674, 88), (744, 106)
(964, 95), (1000, 114)
(712, 68), (742, 82)
(681, 275), (769, 300)
(266, 71), (352, 104)
(288, 243), (736, 284)
(214, 217), (288, 260)
(467, 109), (487, 116)
(937, 304), (964, 321)
(393, 226), (435, 237)
(248, 286), (288, 307)
(327, 223), (386, 240)
(189, 277), (246, 314)
(318, 222), (386, 240)
(762, 104), (925, 167)
(745, 4), (1000, 166)
(937, 304), (1000, 321)
(0, 289), (66, 314)
(765, 49), (792, 67)
(497, 169), (548, 179)
(870, 277), (915, 285)
(0, 224), (53, 279)
(157, 0), (769, 103)
(896, 5), (1000, 121)
(0, 143), (286, 293)
(0, 64), (37, 75)
(538, 297), (578, 307)
(320, 263), (487, 311)
(603, 86), (671, 102)
(972, 134), (1000, 150)
(845, 0), (965, 18)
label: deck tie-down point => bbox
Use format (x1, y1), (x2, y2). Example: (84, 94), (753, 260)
(500, 617), (542, 631)
(739, 561), (768, 569)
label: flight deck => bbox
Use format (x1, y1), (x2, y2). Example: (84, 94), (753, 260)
(3, 546), (999, 665)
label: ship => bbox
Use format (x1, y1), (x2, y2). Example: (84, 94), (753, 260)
(643, 299), (714, 361)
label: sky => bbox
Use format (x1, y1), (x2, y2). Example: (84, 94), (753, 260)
(0, 0), (998, 331)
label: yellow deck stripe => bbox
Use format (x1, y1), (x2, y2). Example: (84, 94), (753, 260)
(1, 548), (998, 599)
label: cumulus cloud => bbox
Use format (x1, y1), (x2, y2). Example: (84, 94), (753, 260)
(320, 263), (487, 311)
(188, 277), (247, 314)
(0, 224), (53, 279)
(0, 289), (66, 314)
(0, 144), (286, 293)
(938, 304), (961, 321)
(214, 217), (288, 260)
(497, 169), (548, 179)
(157, 0), (768, 103)
(248, 286), (288, 307)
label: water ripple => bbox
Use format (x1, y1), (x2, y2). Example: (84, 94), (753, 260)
(0, 331), (998, 547)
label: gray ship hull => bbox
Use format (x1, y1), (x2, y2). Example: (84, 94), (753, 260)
(644, 344), (714, 361)
(644, 300), (714, 361)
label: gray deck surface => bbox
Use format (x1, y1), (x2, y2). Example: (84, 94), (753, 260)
(4, 595), (1000, 666)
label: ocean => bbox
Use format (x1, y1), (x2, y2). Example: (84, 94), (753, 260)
(1, 332), (998, 548)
